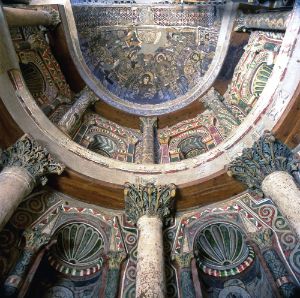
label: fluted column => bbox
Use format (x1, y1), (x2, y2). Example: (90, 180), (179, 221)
(201, 88), (240, 137)
(2, 229), (51, 297)
(139, 117), (157, 164)
(173, 252), (196, 298)
(57, 87), (97, 135)
(124, 183), (176, 298)
(227, 131), (300, 237)
(0, 135), (64, 230)
(3, 7), (60, 28)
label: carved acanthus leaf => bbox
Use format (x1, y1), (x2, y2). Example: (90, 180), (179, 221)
(23, 228), (51, 252)
(227, 131), (297, 195)
(1, 135), (65, 185)
(124, 183), (176, 225)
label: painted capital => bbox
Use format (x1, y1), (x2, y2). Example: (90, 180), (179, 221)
(172, 252), (194, 269)
(47, 8), (61, 27)
(250, 229), (273, 251)
(227, 131), (297, 195)
(139, 116), (158, 131)
(159, 135), (170, 145)
(107, 251), (126, 269)
(124, 183), (176, 225)
(23, 228), (51, 252)
(1, 135), (65, 185)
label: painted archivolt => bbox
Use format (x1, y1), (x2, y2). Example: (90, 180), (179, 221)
(74, 113), (141, 162)
(171, 192), (300, 297)
(223, 31), (284, 116)
(9, 26), (72, 115)
(159, 111), (224, 161)
(0, 190), (300, 297)
(72, 3), (222, 108)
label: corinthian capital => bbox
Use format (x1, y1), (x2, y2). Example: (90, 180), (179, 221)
(124, 183), (176, 225)
(23, 228), (51, 252)
(139, 116), (157, 132)
(1, 135), (64, 185)
(227, 131), (297, 195)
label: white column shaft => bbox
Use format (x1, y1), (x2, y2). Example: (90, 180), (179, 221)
(136, 215), (165, 298)
(0, 167), (34, 230)
(262, 171), (300, 237)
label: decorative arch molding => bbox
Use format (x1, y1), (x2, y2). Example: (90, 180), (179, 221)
(59, 1), (238, 115)
(0, 3), (299, 207)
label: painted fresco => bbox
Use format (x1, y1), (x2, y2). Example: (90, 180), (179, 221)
(72, 5), (222, 106)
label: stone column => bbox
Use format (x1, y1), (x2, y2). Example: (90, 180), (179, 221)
(201, 88), (240, 137)
(57, 87), (97, 135)
(227, 131), (300, 237)
(173, 252), (196, 298)
(104, 251), (126, 298)
(3, 7), (60, 28)
(2, 228), (51, 297)
(0, 135), (64, 230)
(124, 183), (176, 298)
(139, 117), (157, 164)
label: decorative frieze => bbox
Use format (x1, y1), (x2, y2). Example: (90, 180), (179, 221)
(227, 131), (297, 195)
(124, 182), (176, 225)
(1, 135), (64, 186)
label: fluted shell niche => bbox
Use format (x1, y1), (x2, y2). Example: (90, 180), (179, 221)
(194, 222), (255, 277)
(49, 222), (105, 276)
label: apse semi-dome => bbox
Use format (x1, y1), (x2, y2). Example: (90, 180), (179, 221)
(49, 222), (105, 276)
(70, 2), (230, 115)
(194, 222), (255, 277)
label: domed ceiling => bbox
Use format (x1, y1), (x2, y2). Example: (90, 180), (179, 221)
(71, 1), (224, 114)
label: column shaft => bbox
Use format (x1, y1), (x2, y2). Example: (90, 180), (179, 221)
(2, 229), (51, 297)
(3, 7), (60, 28)
(140, 117), (157, 164)
(0, 167), (34, 230)
(136, 216), (165, 298)
(0, 135), (64, 232)
(262, 171), (300, 237)
(235, 11), (290, 32)
(104, 251), (126, 298)
(57, 88), (96, 135)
